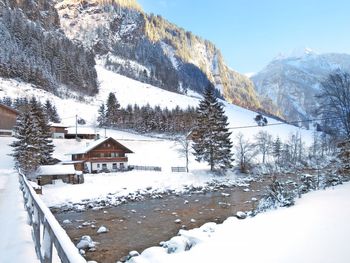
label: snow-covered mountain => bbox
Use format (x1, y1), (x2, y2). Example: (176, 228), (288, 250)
(0, 0), (98, 95)
(54, 0), (262, 111)
(252, 49), (350, 125)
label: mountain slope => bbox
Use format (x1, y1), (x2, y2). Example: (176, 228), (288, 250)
(252, 50), (350, 125)
(0, 65), (312, 144)
(0, 0), (98, 96)
(55, 0), (262, 111)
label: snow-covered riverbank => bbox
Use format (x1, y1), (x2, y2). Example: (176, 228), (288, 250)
(125, 182), (350, 263)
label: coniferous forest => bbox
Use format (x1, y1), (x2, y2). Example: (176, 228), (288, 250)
(0, 7), (98, 96)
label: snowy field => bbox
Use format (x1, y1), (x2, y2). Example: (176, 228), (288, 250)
(0, 64), (313, 143)
(126, 182), (350, 263)
(43, 131), (241, 207)
(0, 137), (39, 263)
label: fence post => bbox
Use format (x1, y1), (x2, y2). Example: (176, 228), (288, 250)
(42, 221), (53, 263)
(18, 171), (87, 263)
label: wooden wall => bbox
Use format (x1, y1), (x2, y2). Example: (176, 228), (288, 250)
(0, 105), (18, 130)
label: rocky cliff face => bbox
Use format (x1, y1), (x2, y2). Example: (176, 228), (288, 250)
(0, 0), (98, 96)
(0, 0), (60, 30)
(252, 50), (350, 125)
(55, 0), (261, 110)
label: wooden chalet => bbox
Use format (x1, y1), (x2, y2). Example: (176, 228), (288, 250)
(0, 103), (19, 136)
(49, 122), (68, 139)
(68, 137), (133, 173)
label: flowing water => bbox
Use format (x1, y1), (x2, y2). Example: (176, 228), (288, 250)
(54, 179), (274, 263)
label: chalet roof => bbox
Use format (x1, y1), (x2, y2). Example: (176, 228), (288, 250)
(49, 122), (69, 128)
(0, 103), (20, 115)
(68, 137), (134, 155)
(36, 164), (76, 176)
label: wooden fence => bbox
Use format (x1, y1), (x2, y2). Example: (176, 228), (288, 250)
(18, 171), (86, 263)
(129, 165), (162, 172)
(171, 167), (187, 172)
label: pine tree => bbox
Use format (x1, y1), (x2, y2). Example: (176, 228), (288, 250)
(338, 139), (350, 177)
(272, 137), (282, 164)
(192, 85), (233, 172)
(11, 111), (41, 176)
(97, 103), (107, 127)
(44, 99), (61, 123)
(29, 97), (55, 165)
(106, 92), (120, 126)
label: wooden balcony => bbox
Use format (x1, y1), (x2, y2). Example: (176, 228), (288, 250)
(88, 157), (128, 162)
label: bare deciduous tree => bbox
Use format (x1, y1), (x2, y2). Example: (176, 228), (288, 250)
(176, 135), (191, 173)
(255, 130), (273, 164)
(318, 71), (350, 139)
(235, 133), (257, 173)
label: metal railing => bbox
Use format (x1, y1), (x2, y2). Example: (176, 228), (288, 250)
(18, 171), (86, 263)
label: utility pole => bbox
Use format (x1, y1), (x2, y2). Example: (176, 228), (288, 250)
(75, 114), (78, 139)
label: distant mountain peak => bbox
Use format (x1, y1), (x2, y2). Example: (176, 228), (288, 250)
(274, 47), (317, 61)
(252, 51), (350, 126)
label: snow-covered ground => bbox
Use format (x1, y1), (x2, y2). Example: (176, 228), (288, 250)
(0, 65), (313, 143)
(126, 182), (350, 263)
(0, 65), (314, 208)
(0, 137), (39, 263)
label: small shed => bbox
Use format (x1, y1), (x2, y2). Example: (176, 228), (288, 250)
(36, 164), (83, 185)
(49, 122), (68, 139)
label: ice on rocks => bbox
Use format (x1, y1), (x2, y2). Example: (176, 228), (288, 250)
(236, 211), (247, 219)
(129, 250), (140, 257)
(174, 219), (182, 224)
(76, 235), (96, 249)
(162, 236), (191, 253)
(63, 219), (72, 224)
(97, 225), (109, 234)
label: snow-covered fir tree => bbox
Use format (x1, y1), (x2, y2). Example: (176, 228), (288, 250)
(338, 139), (350, 177)
(11, 98), (55, 175)
(11, 110), (41, 176)
(106, 92), (120, 126)
(44, 99), (61, 123)
(272, 137), (282, 163)
(30, 97), (55, 165)
(192, 85), (233, 172)
(97, 103), (107, 127)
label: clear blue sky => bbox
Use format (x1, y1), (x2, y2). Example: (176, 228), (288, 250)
(137, 0), (350, 73)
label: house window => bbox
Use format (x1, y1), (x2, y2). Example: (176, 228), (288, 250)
(102, 164), (107, 169)
(120, 163), (125, 169)
(97, 164), (100, 168)
(112, 163), (117, 170)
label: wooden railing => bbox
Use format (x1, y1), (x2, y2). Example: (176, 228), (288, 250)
(129, 165), (162, 172)
(171, 167), (187, 172)
(18, 171), (86, 263)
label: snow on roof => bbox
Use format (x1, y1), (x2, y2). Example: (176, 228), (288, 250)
(49, 122), (69, 128)
(68, 137), (133, 155)
(0, 103), (20, 115)
(37, 164), (76, 176)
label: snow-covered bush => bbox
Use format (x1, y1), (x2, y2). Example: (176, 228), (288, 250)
(253, 179), (297, 215)
(299, 174), (318, 193)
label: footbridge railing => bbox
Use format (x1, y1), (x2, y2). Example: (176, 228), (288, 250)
(18, 171), (86, 263)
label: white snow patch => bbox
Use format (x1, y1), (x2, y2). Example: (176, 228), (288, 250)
(127, 183), (350, 263)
